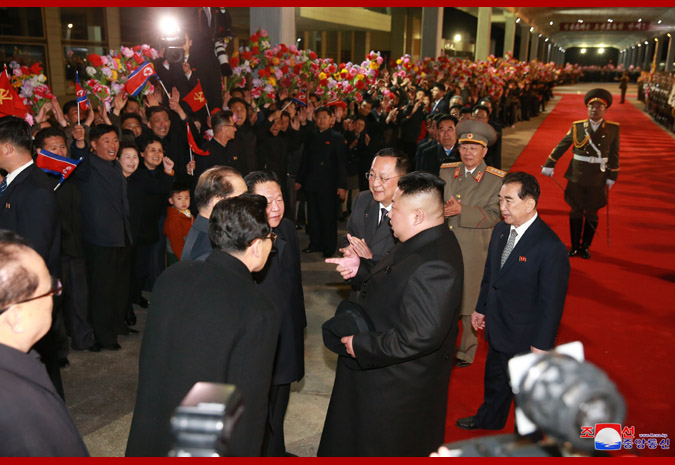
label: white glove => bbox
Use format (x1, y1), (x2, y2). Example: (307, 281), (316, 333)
(541, 166), (554, 177)
(606, 179), (615, 189)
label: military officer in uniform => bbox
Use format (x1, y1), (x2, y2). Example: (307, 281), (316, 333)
(541, 88), (619, 259)
(440, 120), (504, 368)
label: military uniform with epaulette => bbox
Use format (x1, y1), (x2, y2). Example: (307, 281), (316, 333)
(542, 88), (620, 259)
(440, 120), (503, 366)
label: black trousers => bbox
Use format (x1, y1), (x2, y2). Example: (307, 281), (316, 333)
(564, 181), (607, 222)
(307, 191), (338, 257)
(84, 243), (132, 346)
(60, 255), (95, 350)
(475, 343), (514, 430)
(262, 383), (291, 456)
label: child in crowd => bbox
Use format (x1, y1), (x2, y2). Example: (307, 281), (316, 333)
(163, 184), (194, 264)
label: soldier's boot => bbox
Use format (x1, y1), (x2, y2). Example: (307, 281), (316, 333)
(580, 219), (598, 259)
(568, 218), (583, 257)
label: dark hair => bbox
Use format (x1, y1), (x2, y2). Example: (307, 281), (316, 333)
(118, 140), (139, 157)
(314, 105), (331, 117)
(244, 170), (280, 193)
(121, 112), (143, 126)
(120, 129), (137, 145)
(230, 88), (246, 99)
(449, 104), (463, 113)
(136, 133), (162, 153)
(503, 171), (540, 206)
(478, 98), (492, 107)
(0, 230), (39, 311)
(227, 97), (249, 110)
(211, 110), (235, 133)
(145, 105), (169, 121)
(437, 114), (459, 127)
(431, 82), (445, 92)
(122, 100), (141, 112)
(0, 116), (32, 153)
(33, 126), (67, 150)
(354, 115), (367, 124)
(373, 147), (410, 175)
(472, 105), (490, 115)
(194, 166), (242, 211)
(459, 107), (473, 116)
(89, 124), (119, 142)
(170, 182), (190, 196)
(209, 194), (271, 253)
(62, 100), (77, 116)
(397, 171), (445, 206)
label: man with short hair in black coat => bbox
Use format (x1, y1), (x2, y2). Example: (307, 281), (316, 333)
(126, 194), (280, 457)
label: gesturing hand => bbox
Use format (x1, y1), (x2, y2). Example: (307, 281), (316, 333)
(325, 254), (360, 280)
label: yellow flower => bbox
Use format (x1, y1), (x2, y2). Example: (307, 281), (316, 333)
(369, 62), (378, 69)
(267, 76), (277, 86)
(271, 57), (280, 66)
(355, 74), (364, 81)
(396, 59), (402, 65)
(111, 70), (118, 81)
(319, 72), (327, 80)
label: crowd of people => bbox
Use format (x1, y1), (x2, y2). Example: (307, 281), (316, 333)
(0, 37), (590, 456)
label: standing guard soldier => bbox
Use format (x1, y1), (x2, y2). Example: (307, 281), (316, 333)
(541, 88), (619, 259)
(440, 120), (503, 368)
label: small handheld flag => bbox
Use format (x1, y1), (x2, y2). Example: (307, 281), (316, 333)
(75, 71), (90, 113)
(186, 123), (210, 156)
(125, 61), (157, 98)
(35, 148), (82, 190)
(291, 93), (307, 107)
(182, 80), (207, 113)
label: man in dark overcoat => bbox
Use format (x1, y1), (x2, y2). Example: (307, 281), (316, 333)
(319, 172), (464, 456)
(126, 195), (279, 457)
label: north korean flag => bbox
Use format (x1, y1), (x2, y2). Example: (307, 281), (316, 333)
(291, 93), (307, 107)
(125, 61), (156, 97)
(35, 148), (82, 184)
(75, 71), (89, 112)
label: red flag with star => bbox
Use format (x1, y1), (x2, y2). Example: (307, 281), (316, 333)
(186, 123), (209, 156)
(0, 67), (28, 119)
(182, 80), (207, 113)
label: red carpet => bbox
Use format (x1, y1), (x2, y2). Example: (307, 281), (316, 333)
(444, 91), (675, 457)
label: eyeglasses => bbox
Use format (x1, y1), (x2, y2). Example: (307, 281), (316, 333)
(0, 276), (62, 314)
(365, 172), (400, 184)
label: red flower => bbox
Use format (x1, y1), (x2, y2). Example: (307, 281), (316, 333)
(309, 51), (317, 60)
(355, 80), (364, 90)
(250, 33), (259, 43)
(241, 51), (252, 61)
(30, 63), (43, 75)
(279, 44), (288, 53)
(258, 69), (268, 78)
(132, 45), (141, 52)
(142, 49), (153, 58)
(293, 64), (302, 74)
(251, 46), (259, 55)
(229, 56), (239, 67)
(20, 66), (30, 75)
(133, 53), (144, 64)
(281, 65), (289, 74)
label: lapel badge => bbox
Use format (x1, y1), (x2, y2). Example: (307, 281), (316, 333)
(519, 256), (527, 262)
(325, 141), (331, 144)
(5, 203), (9, 209)
(454, 167), (460, 178)
(233, 156), (238, 160)
(475, 171), (483, 182)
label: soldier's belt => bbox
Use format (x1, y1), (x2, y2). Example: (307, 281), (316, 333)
(573, 154), (608, 164)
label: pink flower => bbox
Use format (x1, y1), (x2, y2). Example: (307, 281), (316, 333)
(259, 29), (269, 38)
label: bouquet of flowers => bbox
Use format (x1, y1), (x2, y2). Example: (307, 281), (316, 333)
(7, 61), (55, 116)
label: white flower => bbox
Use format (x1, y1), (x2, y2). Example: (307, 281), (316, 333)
(86, 66), (97, 77)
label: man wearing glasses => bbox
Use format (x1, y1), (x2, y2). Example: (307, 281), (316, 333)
(0, 230), (88, 456)
(340, 148), (410, 263)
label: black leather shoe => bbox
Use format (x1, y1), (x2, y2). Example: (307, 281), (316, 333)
(59, 357), (70, 368)
(456, 416), (480, 430)
(101, 343), (122, 351)
(85, 343), (102, 353)
(455, 358), (472, 368)
(121, 326), (139, 335)
(580, 246), (591, 259)
(302, 247), (318, 254)
(568, 247), (581, 257)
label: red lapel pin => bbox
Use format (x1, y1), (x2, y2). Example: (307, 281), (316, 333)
(519, 256), (526, 262)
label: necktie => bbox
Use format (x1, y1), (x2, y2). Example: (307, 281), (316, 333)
(0, 178), (7, 196)
(500, 229), (518, 269)
(379, 207), (388, 226)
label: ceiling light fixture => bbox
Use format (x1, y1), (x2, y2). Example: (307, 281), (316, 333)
(516, 17), (521, 23)
(454, 33), (461, 42)
(658, 20), (662, 24)
(598, 48), (605, 54)
(530, 26), (534, 32)
(578, 19), (584, 23)
(581, 48), (587, 54)
(638, 18), (642, 22)
(608, 19), (613, 23)
(549, 21), (553, 26)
